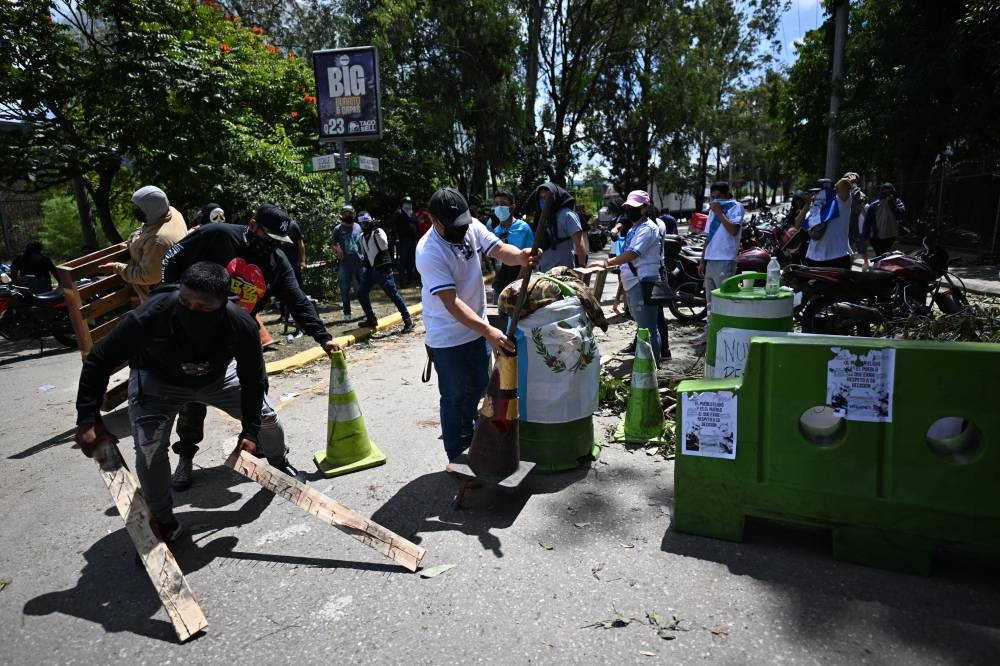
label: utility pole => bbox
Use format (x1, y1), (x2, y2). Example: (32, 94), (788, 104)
(824, 0), (849, 179)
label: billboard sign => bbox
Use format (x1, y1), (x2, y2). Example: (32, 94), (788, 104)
(313, 46), (383, 142)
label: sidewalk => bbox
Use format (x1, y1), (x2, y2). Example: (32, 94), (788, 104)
(855, 242), (1000, 297)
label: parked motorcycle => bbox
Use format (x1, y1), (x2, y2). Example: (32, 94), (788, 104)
(781, 236), (968, 335)
(0, 273), (77, 350)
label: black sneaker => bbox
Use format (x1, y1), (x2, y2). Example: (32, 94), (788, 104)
(358, 316), (379, 329)
(269, 457), (307, 482)
(401, 318), (414, 332)
(156, 515), (185, 543)
(661, 347), (672, 360)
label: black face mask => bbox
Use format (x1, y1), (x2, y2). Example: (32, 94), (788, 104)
(175, 302), (225, 340)
(133, 207), (146, 223)
(442, 224), (469, 244)
(247, 231), (280, 260)
(341, 216), (355, 225)
(625, 207), (643, 222)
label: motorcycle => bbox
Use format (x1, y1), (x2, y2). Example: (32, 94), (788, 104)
(781, 236), (968, 335)
(0, 273), (78, 350)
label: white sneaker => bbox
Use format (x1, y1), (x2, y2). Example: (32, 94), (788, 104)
(342, 313), (352, 322)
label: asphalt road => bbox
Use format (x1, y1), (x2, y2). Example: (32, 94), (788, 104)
(1, 275), (999, 664)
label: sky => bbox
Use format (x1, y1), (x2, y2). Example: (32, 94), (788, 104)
(777, 0), (826, 68)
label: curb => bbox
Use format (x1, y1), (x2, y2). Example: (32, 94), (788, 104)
(265, 303), (424, 375)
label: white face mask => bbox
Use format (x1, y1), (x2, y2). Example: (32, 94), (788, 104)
(402, 203), (413, 215)
(493, 205), (511, 223)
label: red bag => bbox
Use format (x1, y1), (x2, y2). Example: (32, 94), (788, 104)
(689, 212), (708, 235)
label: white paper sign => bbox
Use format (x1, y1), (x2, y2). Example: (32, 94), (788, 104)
(681, 391), (738, 459)
(826, 347), (895, 422)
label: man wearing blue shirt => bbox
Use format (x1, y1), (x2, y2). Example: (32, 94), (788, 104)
(486, 191), (533, 303)
(698, 182), (744, 336)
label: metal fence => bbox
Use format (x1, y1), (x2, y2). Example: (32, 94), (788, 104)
(0, 195), (44, 259)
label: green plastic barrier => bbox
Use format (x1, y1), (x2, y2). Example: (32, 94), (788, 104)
(674, 335), (1000, 574)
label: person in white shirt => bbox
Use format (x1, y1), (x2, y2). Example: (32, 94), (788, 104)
(804, 174), (856, 269)
(357, 211), (413, 331)
(698, 181), (744, 332)
(414, 188), (538, 467)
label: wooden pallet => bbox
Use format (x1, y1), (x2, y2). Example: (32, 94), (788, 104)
(56, 244), (135, 410)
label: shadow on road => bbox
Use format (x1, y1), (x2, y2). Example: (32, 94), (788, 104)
(0, 337), (76, 366)
(371, 468), (589, 558)
(661, 519), (1000, 662)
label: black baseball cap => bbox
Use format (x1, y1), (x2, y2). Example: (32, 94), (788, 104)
(429, 187), (472, 228)
(253, 204), (293, 244)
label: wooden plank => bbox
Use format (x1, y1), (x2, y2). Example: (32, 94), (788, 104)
(592, 268), (609, 303)
(92, 440), (208, 642)
(81, 288), (133, 321)
(101, 381), (129, 412)
(77, 274), (127, 301)
(57, 243), (128, 282)
(61, 287), (94, 356)
(225, 450), (426, 572)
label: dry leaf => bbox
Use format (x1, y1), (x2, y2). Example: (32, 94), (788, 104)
(539, 542), (554, 550)
(419, 563), (456, 578)
(640, 651), (657, 657)
(619, 543), (635, 549)
(574, 521), (591, 528)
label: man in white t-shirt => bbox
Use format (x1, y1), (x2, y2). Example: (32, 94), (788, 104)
(698, 181), (744, 333)
(415, 187), (538, 467)
(804, 174), (856, 269)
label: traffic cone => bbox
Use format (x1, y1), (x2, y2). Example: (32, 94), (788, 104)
(614, 328), (666, 444)
(314, 351), (386, 477)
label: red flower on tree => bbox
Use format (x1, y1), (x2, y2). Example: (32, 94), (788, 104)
(252, 26), (263, 34)
(291, 111), (299, 119)
(220, 43), (231, 54)
(303, 95), (317, 104)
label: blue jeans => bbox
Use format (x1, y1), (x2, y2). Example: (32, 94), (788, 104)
(431, 338), (490, 461)
(626, 282), (662, 364)
(337, 254), (363, 316)
(358, 265), (411, 321)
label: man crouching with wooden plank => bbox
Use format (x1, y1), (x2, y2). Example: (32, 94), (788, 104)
(74, 261), (302, 541)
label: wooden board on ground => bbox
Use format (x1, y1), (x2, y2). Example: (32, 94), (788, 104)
(57, 244), (134, 411)
(93, 440), (208, 642)
(226, 450), (426, 572)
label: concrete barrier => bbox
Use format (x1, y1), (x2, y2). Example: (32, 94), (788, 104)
(674, 334), (1000, 574)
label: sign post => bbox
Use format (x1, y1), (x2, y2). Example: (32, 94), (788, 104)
(312, 46), (383, 206)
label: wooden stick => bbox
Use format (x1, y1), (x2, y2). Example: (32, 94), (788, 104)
(93, 440), (208, 642)
(225, 450), (426, 572)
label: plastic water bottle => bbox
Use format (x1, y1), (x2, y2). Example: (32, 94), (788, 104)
(765, 256), (781, 296)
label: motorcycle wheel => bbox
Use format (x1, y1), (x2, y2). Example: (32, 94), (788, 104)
(667, 281), (708, 322)
(933, 287), (969, 315)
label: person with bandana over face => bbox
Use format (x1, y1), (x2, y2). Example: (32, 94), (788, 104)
(486, 190), (533, 304)
(98, 185), (186, 300)
(394, 196), (420, 287)
(73, 262), (297, 541)
(415, 187), (539, 468)
(160, 204), (340, 489)
(357, 210), (413, 331)
(330, 204), (364, 322)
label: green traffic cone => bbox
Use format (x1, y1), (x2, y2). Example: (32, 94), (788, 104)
(314, 351), (386, 477)
(621, 328), (665, 443)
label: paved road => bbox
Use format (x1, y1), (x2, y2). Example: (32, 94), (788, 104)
(1, 279), (999, 664)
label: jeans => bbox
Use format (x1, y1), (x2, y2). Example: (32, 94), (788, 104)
(128, 361), (286, 521)
(337, 254), (364, 316)
(358, 265), (411, 321)
(431, 337), (490, 461)
(626, 281), (662, 364)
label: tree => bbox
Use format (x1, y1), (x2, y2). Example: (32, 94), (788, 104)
(0, 0), (336, 250)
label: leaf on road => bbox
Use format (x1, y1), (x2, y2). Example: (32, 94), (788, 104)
(574, 521), (591, 528)
(619, 542), (635, 549)
(591, 563), (603, 580)
(639, 651), (657, 657)
(419, 564), (456, 579)
(0, 578), (10, 592)
(539, 542), (554, 550)
(659, 505), (670, 515)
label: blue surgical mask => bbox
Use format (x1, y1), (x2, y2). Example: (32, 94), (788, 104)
(494, 205), (511, 223)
